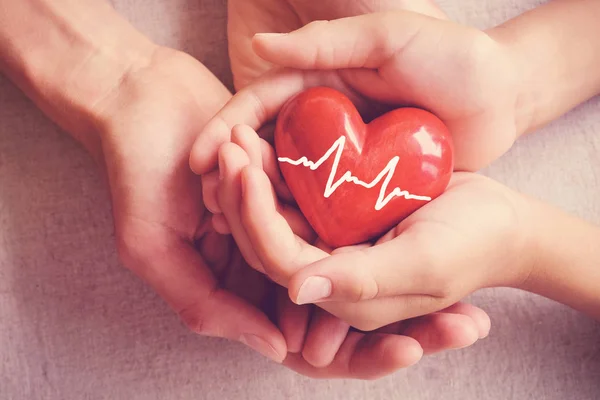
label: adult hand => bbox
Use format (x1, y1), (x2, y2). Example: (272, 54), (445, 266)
(195, 11), (524, 173)
(0, 0), (289, 364)
(0, 0), (490, 378)
(92, 48), (296, 360)
(68, 47), (492, 377)
(99, 55), (491, 377)
(227, 0), (446, 90)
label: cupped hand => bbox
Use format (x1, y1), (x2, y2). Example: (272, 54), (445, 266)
(261, 170), (534, 330)
(227, 0), (446, 90)
(195, 11), (523, 174)
(208, 124), (493, 379)
(86, 45), (489, 380)
(90, 47), (292, 362)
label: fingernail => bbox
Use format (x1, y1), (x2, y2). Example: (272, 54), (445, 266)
(240, 334), (283, 363)
(254, 33), (288, 39)
(296, 276), (332, 305)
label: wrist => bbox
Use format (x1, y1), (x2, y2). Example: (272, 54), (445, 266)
(485, 27), (537, 139)
(517, 196), (600, 320)
(0, 0), (158, 159)
(486, 0), (600, 138)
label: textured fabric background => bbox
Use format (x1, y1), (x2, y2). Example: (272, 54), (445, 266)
(1, 0), (599, 399)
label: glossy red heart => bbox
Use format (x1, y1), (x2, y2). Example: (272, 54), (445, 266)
(274, 87), (454, 248)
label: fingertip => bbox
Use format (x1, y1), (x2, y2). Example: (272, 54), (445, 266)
(452, 316), (480, 349)
(355, 334), (423, 377)
(231, 124), (263, 167)
(443, 303), (492, 339)
(301, 311), (349, 368)
(252, 33), (288, 59)
(479, 314), (491, 339)
(212, 214), (231, 234)
(190, 117), (232, 175)
(392, 336), (424, 367)
(472, 308), (491, 339)
(461, 305), (491, 339)
(201, 172), (222, 214)
(217, 141), (249, 182)
(240, 333), (287, 364)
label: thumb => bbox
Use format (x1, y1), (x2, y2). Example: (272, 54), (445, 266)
(117, 224), (287, 363)
(252, 11), (444, 70)
(287, 233), (444, 305)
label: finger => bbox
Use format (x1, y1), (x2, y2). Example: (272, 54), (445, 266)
(284, 332), (422, 380)
(211, 213), (231, 234)
(339, 69), (410, 105)
(401, 312), (479, 355)
(240, 164), (327, 285)
(201, 171), (221, 214)
(217, 143), (264, 272)
(260, 138), (295, 203)
(233, 125), (297, 208)
(221, 249), (270, 308)
(231, 124), (263, 167)
(252, 12), (442, 70)
(189, 70), (306, 175)
(276, 286), (311, 353)
(195, 230), (232, 281)
(288, 236), (434, 305)
(334, 294), (449, 332)
(118, 226), (286, 363)
(234, 127), (315, 243)
(441, 303), (491, 339)
(189, 69), (364, 176)
(301, 309), (350, 368)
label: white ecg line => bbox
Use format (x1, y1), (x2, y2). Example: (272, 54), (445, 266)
(278, 135), (432, 211)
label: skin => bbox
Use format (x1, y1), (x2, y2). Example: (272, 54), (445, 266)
(193, 2), (600, 331)
(227, 0), (446, 90)
(0, 0), (490, 380)
(219, 125), (600, 328)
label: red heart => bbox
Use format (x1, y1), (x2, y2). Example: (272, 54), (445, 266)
(274, 87), (454, 248)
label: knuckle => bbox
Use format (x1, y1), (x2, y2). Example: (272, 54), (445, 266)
(304, 19), (331, 33)
(303, 20), (335, 67)
(409, 295), (450, 318)
(350, 250), (380, 302)
(409, 230), (454, 298)
(177, 303), (210, 336)
(114, 220), (169, 273)
(114, 223), (149, 267)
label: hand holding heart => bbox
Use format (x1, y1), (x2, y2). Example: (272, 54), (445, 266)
(190, 10), (525, 175)
(188, 10), (532, 332)
(211, 123), (531, 331)
(213, 124), (492, 368)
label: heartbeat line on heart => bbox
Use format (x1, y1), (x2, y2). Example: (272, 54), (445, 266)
(277, 135), (432, 211)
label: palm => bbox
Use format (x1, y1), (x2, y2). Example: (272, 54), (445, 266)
(227, 0), (445, 90)
(243, 9), (523, 172)
(336, 28), (518, 171)
(94, 49), (285, 346)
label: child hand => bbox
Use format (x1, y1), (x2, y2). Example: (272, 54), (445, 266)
(213, 125), (492, 378)
(190, 11), (525, 175)
(214, 124), (532, 332)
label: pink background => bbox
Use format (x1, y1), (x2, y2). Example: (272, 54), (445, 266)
(1, 0), (599, 398)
